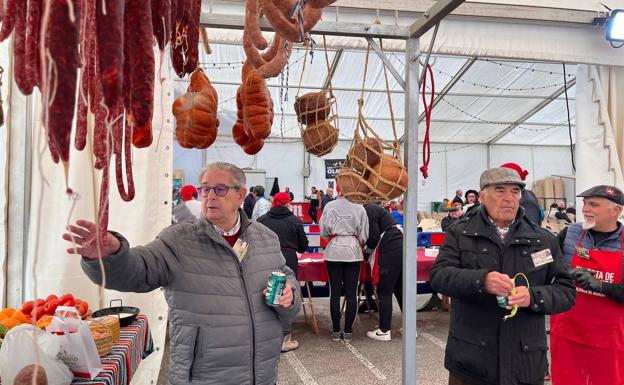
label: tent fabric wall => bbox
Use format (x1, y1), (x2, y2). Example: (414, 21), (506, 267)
(10, 50), (174, 385)
(0, 39), (9, 305)
(575, 64), (624, 219)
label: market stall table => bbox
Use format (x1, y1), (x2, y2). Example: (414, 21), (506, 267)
(297, 249), (437, 334)
(73, 314), (153, 385)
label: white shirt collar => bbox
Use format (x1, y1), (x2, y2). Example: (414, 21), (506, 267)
(212, 214), (241, 236)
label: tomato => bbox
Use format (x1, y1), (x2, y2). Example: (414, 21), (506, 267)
(30, 306), (45, 321)
(62, 298), (76, 307)
(59, 293), (74, 304)
(77, 302), (89, 316)
(46, 294), (58, 302)
(43, 299), (59, 316)
(21, 301), (35, 315)
(35, 299), (45, 307)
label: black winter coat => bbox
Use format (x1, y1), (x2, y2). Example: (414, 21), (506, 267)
(258, 206), (309, 273)
(364, 203), (402, 268)
(243, 193), (256, 219)
(429, 206), (575, 385)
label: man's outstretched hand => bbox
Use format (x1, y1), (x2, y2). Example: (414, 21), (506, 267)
(63, 219), (120, 259)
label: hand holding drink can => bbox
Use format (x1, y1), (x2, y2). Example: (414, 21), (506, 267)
(265, 272), (286, 307)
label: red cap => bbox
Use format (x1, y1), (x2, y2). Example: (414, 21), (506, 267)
(180, 185), (198, 201)
(500, 162), (528, 181)
(272, 192), (291, 207)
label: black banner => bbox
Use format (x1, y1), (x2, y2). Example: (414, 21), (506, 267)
(325, 159), (344, 179)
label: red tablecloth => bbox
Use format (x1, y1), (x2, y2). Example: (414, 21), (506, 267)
(297, 250), (436, 282)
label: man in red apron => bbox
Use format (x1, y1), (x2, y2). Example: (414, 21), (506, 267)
(551, 184), (624, 385)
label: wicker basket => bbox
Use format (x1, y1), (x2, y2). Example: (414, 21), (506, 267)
(88, 320), (113, 357)
(93, 315), (120, 343)
(302, 120), (338, 156)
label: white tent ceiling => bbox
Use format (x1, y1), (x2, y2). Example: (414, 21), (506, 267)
(179, 42), (577, 146)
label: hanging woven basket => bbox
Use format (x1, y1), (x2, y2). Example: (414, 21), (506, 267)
(338, 40), (408, 204)
(294, 91), (331, 124)
(302, 120), (338, 156)
(336, 168), (372, 204)
(296, 36), (339, 157)
(367, 153), (408, 200)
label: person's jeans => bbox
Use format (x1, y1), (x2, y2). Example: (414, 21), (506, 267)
(326, 261), (361, 333)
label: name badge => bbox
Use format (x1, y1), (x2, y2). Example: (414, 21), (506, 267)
(233, 239), (249, 262)
(531, 249), (554, 267)
(575, 246), (590, 260)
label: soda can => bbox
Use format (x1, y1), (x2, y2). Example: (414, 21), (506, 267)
(265, 272), (286, 307)
(496, 295), (509, 307)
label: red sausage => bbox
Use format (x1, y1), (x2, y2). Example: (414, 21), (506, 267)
(13, 0), (33, 94)
(125, 0), (154, 132)
(25, 0), (42, 90)
(96, 0), (124, 109)
(45, 0), (81, 165)
(0, 0), (16, 42)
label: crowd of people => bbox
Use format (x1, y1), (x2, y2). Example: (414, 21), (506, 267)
(64, 160), (624, 385)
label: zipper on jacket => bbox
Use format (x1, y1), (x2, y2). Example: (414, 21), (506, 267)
(188, 327), (201, 381)
(236, 259), (256, 384)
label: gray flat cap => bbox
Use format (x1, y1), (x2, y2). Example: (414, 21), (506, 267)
(480, 167), (526, 190)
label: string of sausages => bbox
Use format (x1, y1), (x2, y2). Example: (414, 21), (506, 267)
(0, 1), (205, 239)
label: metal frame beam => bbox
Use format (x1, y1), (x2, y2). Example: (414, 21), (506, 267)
(328, 0), (600, 25)
(200, 13), (409, 39)
(188, 78), (575, 100)
(402, 36), (419, 385)
(366, 37), (406, 90)
(409, 0), (465, 38)
(488, 77), (577, 144)
(322, 48), (343, 90)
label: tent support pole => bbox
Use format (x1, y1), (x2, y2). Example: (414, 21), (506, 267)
(403, 36), (420, 385)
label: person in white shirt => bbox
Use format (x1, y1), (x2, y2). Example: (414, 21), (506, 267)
(173, 185), (202, 223)
(320, 185), (369, 342)
(251, 185), (271, 221)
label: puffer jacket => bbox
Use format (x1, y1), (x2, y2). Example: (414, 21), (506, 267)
(429, 206), (575, 385)
(81, 210), (301, 385)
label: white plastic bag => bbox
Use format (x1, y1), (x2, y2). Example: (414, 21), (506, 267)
(0, 324), (73, 385)
(46, 306), (102, 379)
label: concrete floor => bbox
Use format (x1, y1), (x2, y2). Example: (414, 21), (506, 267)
(157, 294), (455, 385)
(155, 295), (554, 384)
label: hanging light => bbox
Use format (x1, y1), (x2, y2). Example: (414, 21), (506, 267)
(606, 9), (624, 42)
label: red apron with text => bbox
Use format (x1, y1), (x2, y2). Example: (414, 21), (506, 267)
(550, 230), (624, 385)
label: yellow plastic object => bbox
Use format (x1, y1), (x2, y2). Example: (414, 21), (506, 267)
(503, 273), (530, 321)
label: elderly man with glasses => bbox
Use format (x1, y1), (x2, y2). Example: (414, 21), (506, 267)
(64, 162), (301, 385)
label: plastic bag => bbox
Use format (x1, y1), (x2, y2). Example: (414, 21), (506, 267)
(0, 324), (73, 385)
(46, 306), (102, 379)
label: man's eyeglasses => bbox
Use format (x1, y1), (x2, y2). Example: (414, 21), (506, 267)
(200, 184), (239, 197)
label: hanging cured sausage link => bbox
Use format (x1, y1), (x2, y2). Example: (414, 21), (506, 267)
(96, 0), (124, 111)
(0, 0), (16, 42)
(13, 0), (33, 95)
(25, 0), (43, 90)
(151, 0), (171, 52)
(124, 0), (155, 148)
(45, 0), (81, 167)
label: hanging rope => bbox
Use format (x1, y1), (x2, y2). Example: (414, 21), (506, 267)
(420, 63), (435, 178)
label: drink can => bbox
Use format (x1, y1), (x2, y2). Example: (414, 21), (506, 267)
(265, 272), (286, 307)
(496, 295), (509, 307)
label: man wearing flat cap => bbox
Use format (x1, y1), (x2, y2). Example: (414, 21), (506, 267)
(550, 184), (624, 385)
(430, 167), (575, 385)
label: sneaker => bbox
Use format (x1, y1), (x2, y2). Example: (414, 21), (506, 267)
(342, 332), (353, 342)
(330, 331), (341, 342)
(281, 334), (299, 352)
(367, 328), (391, 341)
